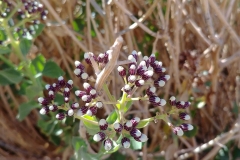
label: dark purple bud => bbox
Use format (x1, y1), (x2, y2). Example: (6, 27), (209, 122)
(95, 101), (103, 109)
(130, 128), (142, 138)
(123, 84), (132, 93)
(129, 64), (137, 75)
(124, 121), (132, 131)
(131, 117), (140, 127)
(49, 105), (58, 112)
(99, 119), (108, 130)
(66, 80), (73, 89)
(104, 139), (113, 151)
(179, 112), (191, 120)
(39, 106), (49, 115)
(82, 95), (92, 103)
(64, 97), (69, 103)
(93, 132), (106, 142)
(154, 75), (170, 87)
(86, 106), (97, 116)
(75, 90), (87, 98)
(131, 50), (138, 62)
(38, 97), (49, 106)
(84, 52), (92, 64)
(74, 61), (85, 70)
(128, 55), (137, 64)
(63, 88), (70, 97)
(128, 75), (137, 83)
(52, 83), (60, 92)
(117, 66), (126, 77)
(48, 90), (55, 100)
(97, 53), (105, 63)
(142, 70), (154, 80)
(134, 133), (148, 142)
(179, 123), (194, 131)
(56, 113), (65, 120)
(71, 102), (79, 109)
(121, 137), (130, 148)
(149, 54), (156, 64)
(83, 83), (93, 94)
(176, 101), (185, 109)
(113, 122), (123, 132)
(89, 89), (97, 99)
(172, 126), (183, 136)
(135, 79), (145, 87)
(58, 76), (65, 88)
(184, 101), (191, 108)
(146, 86), (156, 96)
(149, 96), (161, 106)
(103, 51), (109, 63)
(77, 106), (88, 116)
(143, 56), (150, 67)
(169, 96), (176, 106)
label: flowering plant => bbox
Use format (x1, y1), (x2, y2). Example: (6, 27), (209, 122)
(38, 37), (193, 155)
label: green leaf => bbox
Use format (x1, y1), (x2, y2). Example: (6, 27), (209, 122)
(0, 68), (23, 85)
(30, 54), (46, 75)
(0, 30), (6, 41)
(50, 135), (61, 145)
(25, 84), (42, 99)
(17, 101), (40, 121)
(106, 111), (117, 124)
(32, 24), (45, 37)
(75, 147), (99, 160)
(106, 151), (126, 160)
(42, 61), (64, 78)
(232, 146), (240, 159)
(124, 100), (132, 112)
(20, 39), (32, 56)
(82, 115), (99, 135)
(129, 137), (142, 150)
(184, 125), (198, 138)
(136, 119), (150, 129)
(0, 46), (11, 54)
(72, 136), (87, 151)
(214, 147), (229, 160)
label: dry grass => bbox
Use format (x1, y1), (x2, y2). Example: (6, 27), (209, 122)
(0, 0), (240, 159)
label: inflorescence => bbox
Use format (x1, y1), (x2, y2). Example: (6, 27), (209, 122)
(38, 49), (193, 151)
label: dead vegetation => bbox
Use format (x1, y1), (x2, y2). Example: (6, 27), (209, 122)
(0, 0), (240, 159)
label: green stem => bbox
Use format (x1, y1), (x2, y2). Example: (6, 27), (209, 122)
(0, 55), (15, 68)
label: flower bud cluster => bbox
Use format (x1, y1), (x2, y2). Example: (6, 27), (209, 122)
(0, 0), (48, 45)
(168, 96), (193, 136)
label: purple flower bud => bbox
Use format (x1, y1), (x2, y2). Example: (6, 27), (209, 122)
(131, 117), (140, 127)
(146, 86), (156, 96)
(93, 132), (106, 142)
(86, 106), (97, 116)
(131, 50), (138, 62)
(67, 109), (74, 116)
(49, 105), (58, 112)
(117, 66), (126, 77)
(103, 51), (109, 63)
(128, 75), (137, 83)
(121, 137), (130, 148)
(77, 106), (88, 116)
(113, 122), (123, 132)
(84, 52), (92, 64)
(130, 128), (142, 138)
(180, 123), (193, 131)
(39, 106), (49, 115)
(56, 113), (65, 120)
(128, 55), (137, 64)
(172, 126), (184, 136)
(66, 80), (73, 89)
(136, 63), (147, 76)
(97, 53), (105, 63)
(52, 83), (60, 92)
(74, 68), (82, 77)
(149, 54), (156, 64)
(75, 90), (87, 98)
(89, 89), (97, 99)
(64, 97), (69, 103)
(96, 101), (103, 109)
(82, 95), (92, 103)
(149, 96), (161, 106)
(142, 70), (154, 80)
(123, 84), (132, 93)
(74, 61), (84, 70)
(58, 76), (65, 88)
(48, 90), (55, 100)
(83, 83), (93, 94)
(154, 75), (170, 87)
(143, 56), (150, 67)
(99, 119), (108, 130)
(129, 64), (137, 75)
(135, 79), (145, 87)
(63, 88), (70, 97)
(184, 101), (191, 109)
(179, 112), (190, 120)
(169, 96), (176, 106)
(104, 139), (113, 151)
(124, 121), (132, 131)
(38, 97), (49, 106)
(71, 102), (79, 109)
(176, 101), (185, 109)
(134, 133), (148, 142)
